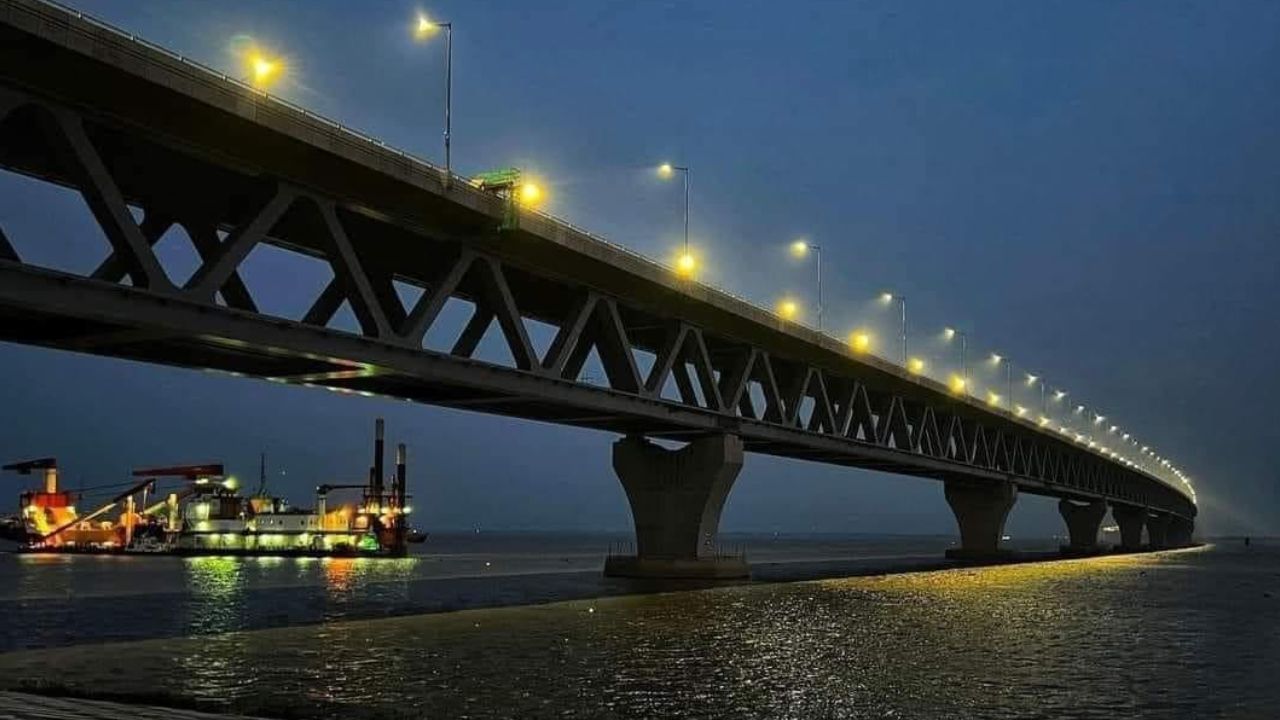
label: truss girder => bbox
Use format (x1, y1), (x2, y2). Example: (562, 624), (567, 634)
(0, 86), (1195, 521)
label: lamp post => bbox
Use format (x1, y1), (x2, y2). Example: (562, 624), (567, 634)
(1026, 373), (1047, 416)
(790, 240), (822, 330)
(990, 353), (1013, 413)
(658, 163), (690, 253)
(943, 327), (968, 394)
(414, 14), (453, 185)
(881, 293), (907, 366)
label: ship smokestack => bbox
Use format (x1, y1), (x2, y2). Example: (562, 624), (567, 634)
(394, 442), (407, 556)
(373, 418), (385, 506)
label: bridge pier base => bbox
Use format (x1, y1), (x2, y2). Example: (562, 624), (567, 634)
(604, 433), (749, 579)
(1168, 517), (1195, 547)
(943, 481), (1017, 559)
(1058, 498), (1107, 554)
(1111, 503), (1146, 551)
(1145, 512), (1171, 549)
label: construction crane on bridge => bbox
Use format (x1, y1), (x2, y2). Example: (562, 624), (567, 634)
(471, 167), (543, 230)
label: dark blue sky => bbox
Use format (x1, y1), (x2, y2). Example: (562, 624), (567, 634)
(2, 0), (1277, 535)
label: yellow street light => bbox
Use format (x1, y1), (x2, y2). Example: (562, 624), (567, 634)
(776, 298), (800, 321)
(518, 182), (543, 205)
(849, 330), (872, 354)
(907, 357), (925, 375)
(657, 162), (675, 179)
(1025, 373), (1038, 386)
(948, 374), (967, 394)
(986, 391), (1001, 406)
(879, 292), (894, 304)
(675, 251), (698, 278)
(989, 352), (1003, 364)
(245, 51), (284, 89)
(1014, 405), (1028, 417)
(790, 240), (809, 258)
(414, 13), (444, 39)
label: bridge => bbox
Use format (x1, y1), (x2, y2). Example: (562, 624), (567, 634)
(0, 0), (1195, 577)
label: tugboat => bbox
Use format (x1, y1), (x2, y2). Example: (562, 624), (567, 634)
(1, 419), (426, 557)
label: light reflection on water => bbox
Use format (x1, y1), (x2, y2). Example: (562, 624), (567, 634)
(0, 534), (976, 651)
(2, 544), (1276, 719)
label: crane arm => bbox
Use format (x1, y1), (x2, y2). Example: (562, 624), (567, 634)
(39, 477), (154, 541)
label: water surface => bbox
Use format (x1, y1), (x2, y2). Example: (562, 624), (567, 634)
(2, 542), (1275, 719)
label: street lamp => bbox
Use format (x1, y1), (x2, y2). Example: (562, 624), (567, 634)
(789, 240), (823, 330)
(1025, 373), (1047, 415)
(880, 292), (907, 366)
(943, 327), (968, 395)
(413, 13), (453, 185)
(244, 49), (285, 89)
(849, 330), (872, 354)
(990, 352), (1013, 413)
(658, 162), (692, 272)
(776, 297), (800, 321)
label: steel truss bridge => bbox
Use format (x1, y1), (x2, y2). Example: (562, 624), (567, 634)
(0, 0), (1194, 573)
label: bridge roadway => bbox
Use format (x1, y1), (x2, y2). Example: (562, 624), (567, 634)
(0, 0), (1194, 576)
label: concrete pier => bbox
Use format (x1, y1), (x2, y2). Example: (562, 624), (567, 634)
(604, 434), (749, 579)
(1145, 512), (1171, 549)
(1110, 503), (1146, 550)
(1058, 498), (1107, 553)
(1168, 517), (1195, 547)
(943, 481), (1017, 559)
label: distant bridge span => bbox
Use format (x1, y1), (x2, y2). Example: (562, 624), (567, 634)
(0, 0), (1194, 576)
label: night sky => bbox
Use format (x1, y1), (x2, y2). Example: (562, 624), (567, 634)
(2, 0), (1276, 536)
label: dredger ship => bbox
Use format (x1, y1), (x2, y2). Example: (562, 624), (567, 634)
(0, 419), (424, 557)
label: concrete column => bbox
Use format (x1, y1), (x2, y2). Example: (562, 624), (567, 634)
(943, 481), (1017, 559)
(1168, 517), (1195, 547)
(1110, 503), (1146, 551)
(604, 434), (749, 579)
(1145, 512), (1171, 549)
(1058, 498), (1107, 554)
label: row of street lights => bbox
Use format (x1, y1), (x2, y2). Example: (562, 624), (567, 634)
(236, 11), (1196, 502)
(836, 293), (1192, 496)
(243, 13), (456, 183)
(648, 165), (1193, 497)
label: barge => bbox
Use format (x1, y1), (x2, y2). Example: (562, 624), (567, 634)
(1, 419), (424, 557)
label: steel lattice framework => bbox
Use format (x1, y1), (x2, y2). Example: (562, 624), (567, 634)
(0, 0), (1194, 522)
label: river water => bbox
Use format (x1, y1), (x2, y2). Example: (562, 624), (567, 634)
(0, 535), (1275, 719)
